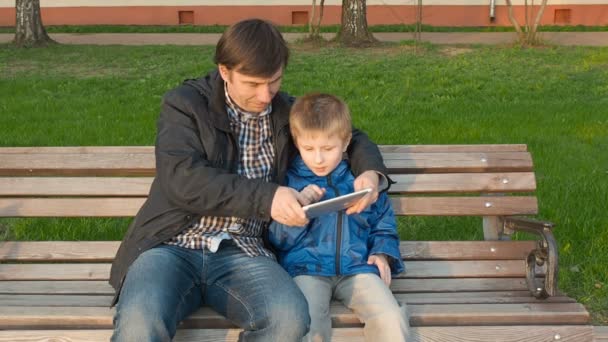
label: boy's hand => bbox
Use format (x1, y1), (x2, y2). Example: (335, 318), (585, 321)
(368, 254), (391, 286)
(347, 170), (379, 215)
(271, 186), (309, 226)
(298, 184), (325, 205)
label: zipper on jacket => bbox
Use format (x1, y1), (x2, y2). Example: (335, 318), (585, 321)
(327, 175), (342, 275)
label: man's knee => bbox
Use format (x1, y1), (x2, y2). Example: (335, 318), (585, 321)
(252, 290), (310, 337)
(112, 299), (175, 342)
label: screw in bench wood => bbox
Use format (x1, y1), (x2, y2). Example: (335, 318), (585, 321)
(502, 178), (509, 184)
(495, 265), (501, 270)
(554, 333), (561, 340)
(485, 202), (493, 208)
(480, 158), (488, 163)
(490, 247), (496, 252)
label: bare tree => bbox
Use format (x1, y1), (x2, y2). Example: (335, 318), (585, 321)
(336, 0), (376, 46)
(414, 0), (423, 44)
(14, 0), (55, 47)
(505, 0), (549, 45)
(308, 0), (326, 40)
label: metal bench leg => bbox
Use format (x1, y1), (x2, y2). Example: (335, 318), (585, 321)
(504, 216), (558, 299)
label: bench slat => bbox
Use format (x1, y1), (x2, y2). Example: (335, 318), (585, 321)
(384, 152), (533, 173)
(0, 198), (146, 217)
(0, 146), (155, 154)
(0, 152), (532, 176)
(0, 196), (537, 217)
(391, 172), (536, 193)
(0, 325), (593, 342)
(400, 241), (536, 260)
(0, 144), (528, 155)
(0, 292), (575, 307)
(0, 261), (542, 280)
(0, 278), (533, 295)
(595, 326), (608, 341)
(0, 281), (114, 295)
(380, 144), (529, 153)
(392, 278), (532, 292)
(0, 177), (154, 196)
(0, 172), (536, 196)
(0, 241), (537, 262)
(408, 302), (589, 326)
(392, 196), (538, 216)
(0, 303), (589, 329)
(0, 242), (120, 261)
(0, 153), (155, 176)
(0, 326), (595, 342)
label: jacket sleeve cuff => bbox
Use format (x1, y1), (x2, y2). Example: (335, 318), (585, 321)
(257, 183), (280, 221)
(375, 171), (393, 192)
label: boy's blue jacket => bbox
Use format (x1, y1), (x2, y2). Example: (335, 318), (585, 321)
(268, 155), (405, 278)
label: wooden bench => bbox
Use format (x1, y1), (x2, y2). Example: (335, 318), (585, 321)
(0, 144), (596, 341)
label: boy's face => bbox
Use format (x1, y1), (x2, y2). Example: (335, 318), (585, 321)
(219, 64), (283, 114)
(295, 131), (350, 177)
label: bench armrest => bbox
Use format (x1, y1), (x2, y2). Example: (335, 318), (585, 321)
(503, 217), (558, 299)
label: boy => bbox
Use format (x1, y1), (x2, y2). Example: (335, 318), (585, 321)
(269, 93), (409, 341)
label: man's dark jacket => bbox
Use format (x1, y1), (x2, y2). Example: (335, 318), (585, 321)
(109, 70), (389, 304)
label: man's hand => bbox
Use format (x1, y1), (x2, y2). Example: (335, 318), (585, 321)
(346, 170), (380, 215)
(271, 186), (309, 226)
(368, 254), (392, 286)
(299, 184), (325, 206)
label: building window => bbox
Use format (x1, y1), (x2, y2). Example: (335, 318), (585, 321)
(292, 11), (309, 25)
(179, 11), (194, 25)
(554, 9), (571, 25)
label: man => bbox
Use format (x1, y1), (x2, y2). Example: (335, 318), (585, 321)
(110, 18), (390, 341)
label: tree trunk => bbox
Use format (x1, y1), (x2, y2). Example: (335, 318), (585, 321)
(529, 0), (549, 44)
(505, 0), (525, 41)
(309, 0), (317, 36)
(308, 0), (325, 40)
(505, 0), (548, 46)
(14, 0), (55, 47)
(317, 0), (325, 34)
(336, 0), (376, 47)
(415, 0), (423, 43)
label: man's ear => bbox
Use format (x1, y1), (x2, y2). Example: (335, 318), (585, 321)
(218, 64), (230, 82)
(343, 134), (352, 152)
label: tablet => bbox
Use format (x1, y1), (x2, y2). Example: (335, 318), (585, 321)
(303, 188), (372, 219)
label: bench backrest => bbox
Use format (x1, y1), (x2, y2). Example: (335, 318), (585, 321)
(0, 144), (537, 219)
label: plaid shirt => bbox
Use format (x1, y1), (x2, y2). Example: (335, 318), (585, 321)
(166, 83), (275, 258)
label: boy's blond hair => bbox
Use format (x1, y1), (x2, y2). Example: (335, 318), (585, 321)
(290, 93), (352, 142)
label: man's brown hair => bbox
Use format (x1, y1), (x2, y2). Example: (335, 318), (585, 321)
(290, 93), (352, 142)
(214, 19), (289, 77)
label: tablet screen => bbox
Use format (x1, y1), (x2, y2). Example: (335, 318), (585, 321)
(302, 188), (372, 219)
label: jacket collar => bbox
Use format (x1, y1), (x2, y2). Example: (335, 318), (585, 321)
(290, 155), (350, 183)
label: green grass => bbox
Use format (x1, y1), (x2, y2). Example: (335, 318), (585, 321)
(0, 42), (607, 323)
(1, 24), (608, 34)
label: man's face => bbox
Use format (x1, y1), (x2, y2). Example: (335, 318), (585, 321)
(295, 131), (350, 177)
(219, 64), (283, 113)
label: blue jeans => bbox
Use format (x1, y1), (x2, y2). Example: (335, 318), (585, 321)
(111, 241), (310, 342)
